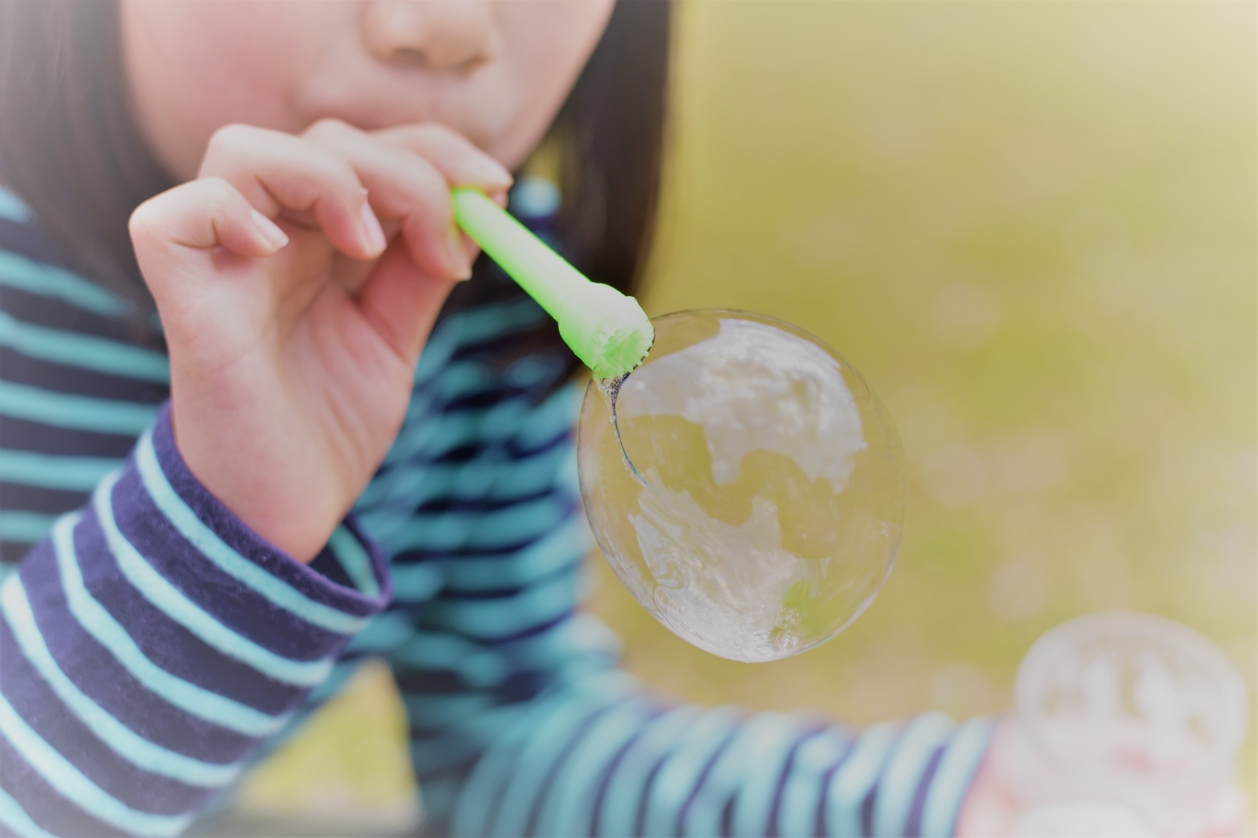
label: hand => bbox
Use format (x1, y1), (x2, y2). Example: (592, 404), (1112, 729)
(956, 719), (1253, 837)
(129, 120), (511, 561)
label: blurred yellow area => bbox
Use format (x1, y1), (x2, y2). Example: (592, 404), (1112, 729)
(233, 0), (1256, 825)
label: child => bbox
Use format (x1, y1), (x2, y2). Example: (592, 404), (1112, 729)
(0, 2), (996, 836)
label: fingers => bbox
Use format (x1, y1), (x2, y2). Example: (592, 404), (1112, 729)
(129, 177), (289, 301)
(370, 122), (512, 195)
(303, 119), (509, 281)
(199, 124), (386, 261)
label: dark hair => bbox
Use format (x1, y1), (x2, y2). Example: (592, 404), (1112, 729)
(0, 0), (671, 323)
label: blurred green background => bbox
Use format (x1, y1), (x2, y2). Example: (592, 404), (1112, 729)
(225, 1), (1257, 829)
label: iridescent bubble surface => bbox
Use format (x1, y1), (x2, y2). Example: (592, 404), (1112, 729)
(578, 310), (905, 662)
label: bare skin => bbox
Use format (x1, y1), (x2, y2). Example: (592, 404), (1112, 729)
(123, 0), (613, 561)
(121, 3), (1212, 832)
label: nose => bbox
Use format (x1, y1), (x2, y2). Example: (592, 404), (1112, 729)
(360, 1), (497, 72)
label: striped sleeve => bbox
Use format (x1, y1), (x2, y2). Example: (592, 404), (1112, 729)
(0, 204), (395, 838)
(0, 405), (392, 838)
(368, 312), (994, 836)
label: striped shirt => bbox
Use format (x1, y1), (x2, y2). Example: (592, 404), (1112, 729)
(0, 183), (991, 838)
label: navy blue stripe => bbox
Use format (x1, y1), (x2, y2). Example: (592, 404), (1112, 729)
(524, 706), (614, 838)
(0, 616), (206, 815)
(68, 511), (298, 713)
(0, 734), (132, 838)
(18, 540), (257, 762)
(767, 726), (826, 838)
(904, 746), (946, 838)
(0, 416), (139, 459)
(110, 465), (343, 661)
(0, 482), (86, 517)
(0, 283), (160, 349)
(0, 347), (168, 403)
(0, 541), (32, 564)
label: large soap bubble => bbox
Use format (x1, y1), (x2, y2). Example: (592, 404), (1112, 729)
(578, 310), (905, 662)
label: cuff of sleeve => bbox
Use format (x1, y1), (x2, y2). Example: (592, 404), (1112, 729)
(140, 402), (392, 632)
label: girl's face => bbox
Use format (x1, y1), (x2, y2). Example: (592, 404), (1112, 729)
(120, 0), (616, 182)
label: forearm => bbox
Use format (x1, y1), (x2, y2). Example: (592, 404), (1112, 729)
(0, 405), (392, 837)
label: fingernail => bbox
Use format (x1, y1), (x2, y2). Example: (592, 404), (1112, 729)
(360, 202), (387, 254)
(446, 228), (472, 280)
(250, 209), (288, 250)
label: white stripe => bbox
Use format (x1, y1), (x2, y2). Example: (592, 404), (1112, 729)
(0, 784), (57, 838)
(93, 472), (333, 687)
(50, 513), (288, 737)
(0, 576), (242, 787)
(0, 689), (192, 837)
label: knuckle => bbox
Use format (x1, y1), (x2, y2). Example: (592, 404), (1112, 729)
(304, 117), (356, 142)
(206, 123), (253, 154)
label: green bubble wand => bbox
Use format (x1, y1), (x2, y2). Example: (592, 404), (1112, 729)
(451, 187), (654, 381)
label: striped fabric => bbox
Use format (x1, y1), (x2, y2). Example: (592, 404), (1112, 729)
(0, 183), (991, 838)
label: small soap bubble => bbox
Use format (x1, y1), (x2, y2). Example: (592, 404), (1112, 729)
(578, 310), (905, 662)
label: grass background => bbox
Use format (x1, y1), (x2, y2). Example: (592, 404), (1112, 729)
(229, 1), (1257, 828)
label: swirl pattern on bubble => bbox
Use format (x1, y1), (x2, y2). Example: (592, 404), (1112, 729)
(578, 311), (906, 662)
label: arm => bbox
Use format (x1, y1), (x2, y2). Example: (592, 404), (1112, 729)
(0, 407), (391, 838)
(0, 121), (511, 836)
(377, 310), (994, 836)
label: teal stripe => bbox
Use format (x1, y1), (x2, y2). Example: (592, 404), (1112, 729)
(390, 631), (505, 689)
(490, 675), (635, 838)
(51, 513), (288, 736)
(410, 702), (533, 774)
(515, 386), (581, 449)
(391, 562), (443, 602)
(133, 431), (366, 636)
(0, 188), (30, 224)
(642, 706), (741, 837)
(537, 699), (653, 838)
(0, 310), (169, 382)
(683, 712), (797, 836)
(0, 250), (126, 316)
(344, 612), (414, 655)
(403, 692), (497, 727)
(826, 722), (897, 837)
(0, 511), (55, 543)
(0, 577), (241, 787)
(0, 380), (157, 435)
(920, 718), (994, 838)
(873, 712), (955, 838)
(0, 783), (57, 838)
(327, 526), (379, 597)
(392, 495), (568, 554)
(0, 688), (192, 837)
(732, 716), (810, 838)
(0, 449), (122, 491)
(597, 704), (704, 836)
(442, 517), (588, 590)
(777, 731), (848, 838)
(427, 566), (579, 640)
(93, 473), (332, 687)
(451, 684), (594, 838)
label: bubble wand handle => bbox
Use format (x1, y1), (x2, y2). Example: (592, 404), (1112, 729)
(452, 187), (653, 379)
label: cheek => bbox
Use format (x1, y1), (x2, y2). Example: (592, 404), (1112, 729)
(121, 1), (343, 180)
(488, 0), (616, 170)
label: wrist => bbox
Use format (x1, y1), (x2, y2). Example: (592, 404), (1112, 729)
(168, 402), (341, 563)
